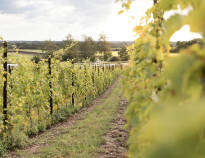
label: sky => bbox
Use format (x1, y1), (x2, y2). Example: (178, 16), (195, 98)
(0, 0), (201, 41)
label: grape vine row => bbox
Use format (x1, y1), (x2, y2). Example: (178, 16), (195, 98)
(118, 0), (205, 157)
(0, 42), (122, 154)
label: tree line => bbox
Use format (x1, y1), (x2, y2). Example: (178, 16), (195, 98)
(170, 38), (204, 53)
(30, 33), (130, 63)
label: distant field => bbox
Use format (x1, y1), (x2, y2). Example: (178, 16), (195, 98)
(8, 49), (45, 56)
(112, 51), (119, 56)
(19, 49), (43, 53)
(8, 49), (119, 59)
(96, 51), (119, 57)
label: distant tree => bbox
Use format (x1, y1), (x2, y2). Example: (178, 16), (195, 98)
(118, 45), (129, 61)
(79, 35), (97, 61)
(61, 33), (80, 61)
(63, 33), (74, 48)
(42, 40), (58, 58)
(97, 34), (111, 61)
(170, 38), (204, 53)
(109, 56), (120, 62)
(31, 55), (41, 64)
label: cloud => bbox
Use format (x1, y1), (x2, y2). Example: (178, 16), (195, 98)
(0, 0), (117, 40)
(0, 0), (112, 20)
(0, 0), (201, 41)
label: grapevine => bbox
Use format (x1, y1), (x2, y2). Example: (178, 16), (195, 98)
(0, 44), (121, 154)
(118, 0), (205, 157)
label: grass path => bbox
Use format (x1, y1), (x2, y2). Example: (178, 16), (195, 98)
(98, 99), (128, 158)
(5, 79), (127, 158)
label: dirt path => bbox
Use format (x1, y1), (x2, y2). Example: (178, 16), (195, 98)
(5, 80), (119, 158)
(98, 99), (128, 158)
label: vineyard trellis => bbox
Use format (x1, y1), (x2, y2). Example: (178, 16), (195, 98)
(3, 41), (8, 128)
(0, 41), (124, 155)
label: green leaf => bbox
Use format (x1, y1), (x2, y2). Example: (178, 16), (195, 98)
(162, 14), (185, 45)
(118, 10), (124, 15)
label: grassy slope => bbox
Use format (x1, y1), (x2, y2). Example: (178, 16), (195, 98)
(15, 79), (123, 158)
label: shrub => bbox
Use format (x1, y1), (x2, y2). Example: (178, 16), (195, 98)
(109, 56), (120, 62)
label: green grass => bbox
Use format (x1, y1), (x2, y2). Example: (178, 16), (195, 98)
(7, 53), (32, 62)
(13, 79), (123, 158)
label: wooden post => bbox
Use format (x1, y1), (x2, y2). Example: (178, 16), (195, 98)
(8, 65), (12, 74)
(71, 63), (75, 107)
(84, 65), (87, 101)
(97, 65), (100, 77)
(92, 65), (95, 86)
(48, 56), (53, 115)
(102, 64), (105, 72)
(3, 41), (8, 126)
(94, 64), (96, 72)
(8, 65), (13, 90)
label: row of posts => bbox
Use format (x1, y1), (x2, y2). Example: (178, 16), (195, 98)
(1, 41), (123, 128)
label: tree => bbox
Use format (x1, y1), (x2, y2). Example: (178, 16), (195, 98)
(118, 45), (129, 61)
(97, 34), (111, 61)
(31, 55), (41, 64)
(61, 33), (80, 61)
(42, 40), (58, 58)
(79, 35), (97, 61)
(170, 38), (203, 53)
(109, 56), (120, 62)
(63, 33), (74, 48)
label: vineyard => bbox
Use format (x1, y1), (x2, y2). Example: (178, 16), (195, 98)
(0, 0), (205, 157)
(0, 42), (121, 155)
